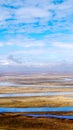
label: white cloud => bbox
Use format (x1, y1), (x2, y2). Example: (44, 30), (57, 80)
(0, 42), (3, 47)
(0, 36), (45, 48)
(16, 7), (50, 19)
(0, 0), (73, 33)
(52, 42), (73, 49)
(0, 59), (15, 66)
(0, 0), (73, 69)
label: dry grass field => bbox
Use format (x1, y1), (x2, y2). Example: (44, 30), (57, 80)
(0, 112), (73, 130)
(0, 96), (73, 107)
(0, 74), (73, 130)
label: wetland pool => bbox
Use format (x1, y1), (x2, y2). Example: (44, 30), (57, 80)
(0, 92), (73, 97)
(0, 106), (73, 120)
(0, 106), (73, 113)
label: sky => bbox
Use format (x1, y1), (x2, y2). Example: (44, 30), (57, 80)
(0, 0), (73, 72)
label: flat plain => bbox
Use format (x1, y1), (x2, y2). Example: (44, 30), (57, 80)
(0, 74), (73, 130)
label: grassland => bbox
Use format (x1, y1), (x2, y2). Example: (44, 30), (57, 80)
(1, 85), (73, 94)
(0, 96), (73, 107)
(0, 74), (73, 130)
(0, 112), (73, 130)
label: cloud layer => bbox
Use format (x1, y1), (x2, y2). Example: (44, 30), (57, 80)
(0, 0), (73, 33)
(0, 0), (73, 70)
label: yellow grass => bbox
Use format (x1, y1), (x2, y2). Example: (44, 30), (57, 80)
(0, 96), (73, 107)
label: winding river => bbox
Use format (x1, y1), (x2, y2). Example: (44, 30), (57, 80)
(0, 106), (73, 120)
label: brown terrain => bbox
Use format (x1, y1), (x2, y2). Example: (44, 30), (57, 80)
(0, 74), (73, 130)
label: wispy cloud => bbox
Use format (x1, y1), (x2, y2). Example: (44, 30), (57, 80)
(0, 0), (73, 71)
(0, 0), (73, 33)
(0, 36), (45, 47)
(52, 42), (73, 49)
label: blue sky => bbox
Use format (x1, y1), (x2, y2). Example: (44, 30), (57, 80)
(0, 0), (73, 70)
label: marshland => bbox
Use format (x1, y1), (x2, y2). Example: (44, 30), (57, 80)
(0, 74), (73, 130)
